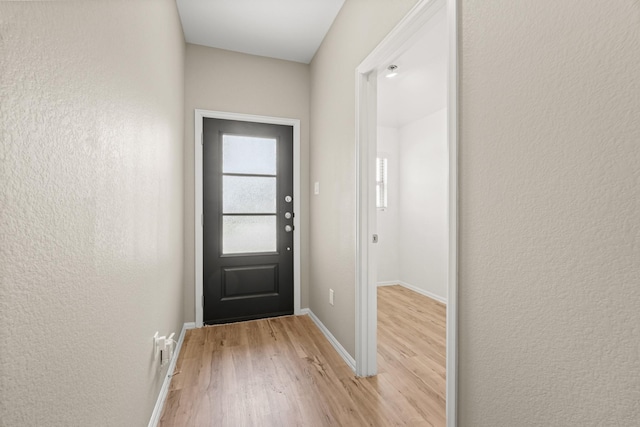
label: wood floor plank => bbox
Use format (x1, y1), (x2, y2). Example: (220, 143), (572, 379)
(159, 285), (446, 426)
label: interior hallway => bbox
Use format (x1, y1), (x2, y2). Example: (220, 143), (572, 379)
(160, 285), (446, 426)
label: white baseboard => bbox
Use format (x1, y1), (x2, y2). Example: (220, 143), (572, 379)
(376, 280), (399, 287)
(301, 308), (356, 372)
(148, 322), (196, 427)
(377, 280), (447, 304)
(396, 280), (447, 305)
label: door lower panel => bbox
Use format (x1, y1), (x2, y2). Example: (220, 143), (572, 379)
(221, 265), (279, 300)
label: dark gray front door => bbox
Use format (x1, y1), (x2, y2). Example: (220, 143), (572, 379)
(203, 118), (294, 324)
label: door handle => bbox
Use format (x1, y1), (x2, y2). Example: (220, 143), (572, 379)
(285, 225), (294, 232)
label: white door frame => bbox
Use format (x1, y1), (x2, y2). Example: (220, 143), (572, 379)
(194, 109), (302, 327)
(355, 0), (458, 425)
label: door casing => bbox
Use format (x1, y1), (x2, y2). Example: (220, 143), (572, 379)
(195, 110), (301, 327)
(355, 0), (458, 425)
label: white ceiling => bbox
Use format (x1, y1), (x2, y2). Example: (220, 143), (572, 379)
(377, 7), (448, 128)
(176, 0), (345, 64)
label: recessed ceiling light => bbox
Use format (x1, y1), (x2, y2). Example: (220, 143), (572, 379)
(385, 65), (398, 78)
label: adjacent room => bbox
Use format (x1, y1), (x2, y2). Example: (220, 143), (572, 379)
(375, 6), (449, 424)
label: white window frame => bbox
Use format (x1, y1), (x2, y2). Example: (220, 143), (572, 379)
(375, 156), (388, 210)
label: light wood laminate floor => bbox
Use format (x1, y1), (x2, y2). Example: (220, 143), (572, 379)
(159, 285), (446, 426)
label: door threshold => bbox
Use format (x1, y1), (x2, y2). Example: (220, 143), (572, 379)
(203, 311), (295, 326)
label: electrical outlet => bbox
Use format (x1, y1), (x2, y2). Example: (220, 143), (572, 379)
(314, 182), (320, 195)
(155, 334), (166, 354)
(154, 332), (177, 367)
(329, 288), (334, 306)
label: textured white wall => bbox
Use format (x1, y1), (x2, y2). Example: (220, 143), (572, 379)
(459, 1), (640, 425)
(0, 1), (185, 425)
(398, 109), (448, 301)
(310, 0), (420, 357)
(376, 126), (400, 283)
(183, 44), (310, 320)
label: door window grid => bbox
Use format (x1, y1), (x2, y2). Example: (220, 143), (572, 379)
(221, 134), (278, 254)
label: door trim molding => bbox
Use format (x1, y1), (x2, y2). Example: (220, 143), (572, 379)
(354, 0), (458, 425)
(194, 109), (302, 327)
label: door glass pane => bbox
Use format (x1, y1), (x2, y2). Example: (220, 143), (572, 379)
(223, 135), (277, 175)
(223, 176), (276, 213)
(223, 216), (277, 254)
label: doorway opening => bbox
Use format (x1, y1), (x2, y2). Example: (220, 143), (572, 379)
(194, 110), (302, 327)
(355, 0), (458, 425)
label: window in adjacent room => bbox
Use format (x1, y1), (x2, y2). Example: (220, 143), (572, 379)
(376, 157), (388, 209)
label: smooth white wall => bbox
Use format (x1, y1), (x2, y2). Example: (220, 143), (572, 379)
(376, 126), (400, 282)
(0, 1), (185, 425)
(398, 108), (448, 300)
